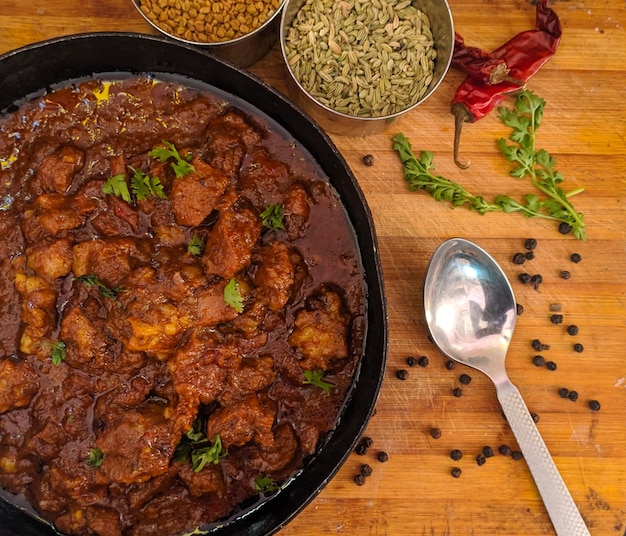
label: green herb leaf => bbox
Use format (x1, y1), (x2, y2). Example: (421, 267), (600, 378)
(187, 234), (205, 256)
(86, 448), (105, 468)
(260, 204), (285, 231)
(129, 166), (166, 200)
(303, 369), (335, 394)
(75, 274), (125, 299)
(40, 340), (67, 365)
(148, 141), (196, 178)
(224, 278), (244, 313)
(102, 173), (131, 203)
(190, 434), (228, 473)
(392, 90), (586, 240)
(254, 474), (280, 493)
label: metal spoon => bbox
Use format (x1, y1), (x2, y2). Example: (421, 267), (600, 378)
(423, 238), (590, 536)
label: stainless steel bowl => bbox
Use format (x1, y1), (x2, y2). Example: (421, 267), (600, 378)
(132, 0), (285, 67)
(279, 0), (454, 136)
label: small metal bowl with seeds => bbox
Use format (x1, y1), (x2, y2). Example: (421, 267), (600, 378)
(280, 0), (454, 135)
(133, 0), (285, 67)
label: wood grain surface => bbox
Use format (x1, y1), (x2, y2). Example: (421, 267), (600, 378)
(1, 1), (625, 535)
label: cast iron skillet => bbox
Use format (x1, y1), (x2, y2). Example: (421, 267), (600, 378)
(0, 33), (388, 536)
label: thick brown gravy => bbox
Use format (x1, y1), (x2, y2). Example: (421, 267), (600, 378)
(0, 76), (365, 536)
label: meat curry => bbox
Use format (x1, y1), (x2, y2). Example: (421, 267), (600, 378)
(0, 76), (366, 536)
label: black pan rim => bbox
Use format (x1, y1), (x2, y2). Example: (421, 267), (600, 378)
(0, 32), (388, 536)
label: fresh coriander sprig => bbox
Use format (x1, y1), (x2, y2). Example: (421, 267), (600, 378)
(254, 474), (280, 494)
(392, 134), (499, 214)
(260, 204), (285, 231)
(86, 448), (105, 468)
(174, 428), (228, 473)
(148, 141), (195, 178)
(392, 90), (586, 240)
(40, 340), (67, 365)
(224, 278), (244, 313)
(187, 233), (205, 256)
(496, 90), (585, 240)
(75, 274), (125, 299)
(129, 166), (166, 200)
(303, 369), (335, 394)
(102, 173), (131, 202)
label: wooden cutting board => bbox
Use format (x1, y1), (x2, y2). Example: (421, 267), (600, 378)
(0, 1), (625, 535)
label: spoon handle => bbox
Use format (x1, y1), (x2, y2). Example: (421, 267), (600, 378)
(496, 380), (591, 536)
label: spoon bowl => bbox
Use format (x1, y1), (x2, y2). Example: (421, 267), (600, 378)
(424, 238), (590, 536)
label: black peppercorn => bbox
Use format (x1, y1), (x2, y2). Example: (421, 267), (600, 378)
(588, 400), (601, 411)
(573, 343), (584, 353)
(560, 270), (571, 280)
(532, 339), (551, 351)
(354, 474), (366, 486)
(550, 303), (562, 312)
(531, 412), (540, 423)
(530, 273), (543, 290)
(524, 238), (537, 250)
(566, 324), (579, 336)
(511, 450), (524, 460)
(355, 443), (368, 455)
(516, 303), (524, 315)
(532, 355), (546, 367)
(512, 252), (526, 265)
(360, 464), (373, 477)
(361, 436), (374, 448)
(450, 449), (463, 461)
(459, 373), (472, 385)
(445, 360), (456, 370)
(430, 427), (442, 439)
(417, 355), (429, 367)
(546, 360), (558, 371)
(407, 356), (418, 367)
(524, 251), (535, 260)
(568, 390), (579, 402)
(498, 444), (512, 456)
(376, 451), (389, 463)
(452, 387), (463, 397)
(558, 387), (570, 398)
(558, 222), (572, 235)
(482, 446), (495, 458)
(550, 314), (563, 324)
(570, 252), (582, 263)
(476, 454), (487, 466)
(362, 154), (374, 166)
(451, 467), (462, 478)
(396, 369), (409, 380)
(518, 273), (531, 284)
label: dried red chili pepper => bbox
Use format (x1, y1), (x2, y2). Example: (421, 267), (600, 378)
(451, 0), (562, 168)
(452, 33), (515, 85)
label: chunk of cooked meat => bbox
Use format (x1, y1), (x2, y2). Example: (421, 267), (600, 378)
(96, 403), (182, 485)
(171, 157), (229, 226)
(168, 333), (239, 405)
(288, 289), (350, 371)
(193, 280), (240, 327)
(72, 238), (148, 287)
(21, 194), (84, 242)
(254, 241), (299, 312)
(205, 394), (275, 449)
(205, 110), (262, 178)
(60, 306), (112, 366)
(238, 147), (290, 208)
(283, 182), (312, 240)
(0, 358), (39, 414)
(201, 206), (261, 279)
(13, 272), (57, 356)
(26, 238), (73, 280)
(178, 463), (226, 498)
(35, 145), (84, 194)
